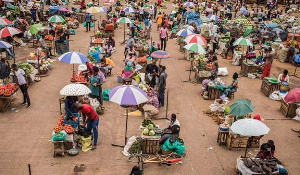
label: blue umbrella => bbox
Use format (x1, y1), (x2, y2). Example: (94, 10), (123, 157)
(240, 7), (248, 15)
(207, 15), (219, 21)
(176, 28), (194, 37)
(151, 50), (170, 59)
(271, 28), (283, 33)
(58, 52), (90, 64)
(268, 22), (279, 28)
(0, 41), (12, 49)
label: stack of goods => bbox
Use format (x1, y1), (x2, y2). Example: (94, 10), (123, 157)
(45, 35), (54, 41)
(137, 56), (147, 64)
(135, 40), (150, 52)
(0, 83), (18, 97)
(240, 158), (286, 174)
(221, 32), (230, 43)
(92, 38), (103, 44)
(17, 63), (35, 75)
(141, 119), (160, 136)
(208, 78), (227, 91)
(94, 31), (104, 38)
(53, 115), (66, 141)
(183, 11), (202, 26)
(229, 17), (252, 28)
(128, 137), (143, 155)
(66, 17), (79, 29)
(88, 47), (101, 63)
(70, 72), (88, 83)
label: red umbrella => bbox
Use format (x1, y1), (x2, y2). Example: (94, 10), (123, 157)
(0, 17), (12, 25)
(284, 88), (300, 103)
(0, 27), (22, 38)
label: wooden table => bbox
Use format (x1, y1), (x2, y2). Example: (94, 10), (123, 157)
(240, 60), (258, 77)
(194, 70), (210, 84)
(260, 79), (280, 96)
(207, 86), (222, 100)
(0, 91), (17, 112)
(227, 133), (249, 150)
(280, 99), (298, 118)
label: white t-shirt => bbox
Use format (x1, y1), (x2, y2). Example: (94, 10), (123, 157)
(170, 119), (180, 127)
(15, 69), (27, 85)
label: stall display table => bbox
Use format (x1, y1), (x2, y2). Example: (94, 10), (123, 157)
(217, 129), (229, 146)
(227, 133), (249, 150)
(52, 141), (65, 157)
(0, 91), (17, 112)
(207, 86), (222, 100)
(195, 70), (211, 84)
(137, 50), (148, 57)
(240, 60), (259, 77)
(260, 79), (280, 96)
(280, 99), (298, 118)
(142, 135), (161, 154)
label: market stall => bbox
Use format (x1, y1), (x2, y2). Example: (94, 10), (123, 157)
(240, 60), (259, 77)
(280, 88), (300, 118)
(0, 83), (18, 112)
(261, 78), (280, 97)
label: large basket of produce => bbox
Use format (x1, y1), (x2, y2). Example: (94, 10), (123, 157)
(0, 83), (18, 97)
(52, 131), (66, 141)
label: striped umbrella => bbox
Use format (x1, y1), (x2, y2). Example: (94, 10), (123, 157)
(233, 37), (253, 47)
(151, 50), (170, 59)
(109, 85), (148, 145)
(0, 41), (12, 49)
(58, 52), (90, 64)
(184, 34), (207, 45)
(184, 2), (194, 7)
(48, 15), (65, 23)
(59, 7), (69, 12)
(117, 17), (132, 24)
(184, 43), (206, 54)
(123, 7), (136, 13)
(0, 17), (12, 25)
(207, 14), (219, 21)
(86, 6), (106, 14)
(105, 0), (116, 3)
(176, 28), (194, 37)
(0, 27), (22, 38)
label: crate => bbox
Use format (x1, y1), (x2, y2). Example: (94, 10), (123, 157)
(280, 99), (298, 118)
(217, 129), (229, 146)
(142, 135), (161, 154)
(260, 79), (280, 96)
(240, 61), (258, 77)
(227, 134), (249, 150)
(207, 86), (222, 100)
(52, 141), (65, 157)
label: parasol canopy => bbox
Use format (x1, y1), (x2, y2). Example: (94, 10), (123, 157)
(229, 99), (255, 116)
(109, 85), (148, 106)
(117, 17), (132, 24)
(123, 7), (136, 13)
(176, 28), (194, 37)
(0, 27), (22, 38)
(207, 14), (219, 21)
(271, 28), (284, 33)
(184, 34), (207, 45)
(233, 37), (253, 47)
(0, 41), (12, 49)
(268, 22), (279, 28)
(59, 7), (69, 12)
(0, 17), (12, 25)
(29, 23), (43, 35)
(184, 43), (206, 54)
(105, 0), (116, 3)
(284, 88), (300, 103)
(48, 15), (65, 23)
(58, 52), (90, 64)
(230, 119), (270, 136)
(60, 83), (91, 96)
(151, 50), (170, 59)
(184, 2), (194, 7)
(86, 6), (106, 13)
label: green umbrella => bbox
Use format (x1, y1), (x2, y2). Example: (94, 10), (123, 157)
(117, 17), (132, 40)
(229, 99), (255, 116)
(6, 3), (15, 10)
(30, 23), (43, 35)
(233, 37), (253, 47)
(48, 15), (65, 23)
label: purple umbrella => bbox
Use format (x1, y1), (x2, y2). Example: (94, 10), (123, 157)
(59, 7), (69, 12)
(109, 85), (148, 145)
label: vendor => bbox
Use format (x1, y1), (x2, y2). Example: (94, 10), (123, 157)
(146, 59), (159, 88)
(125, 46), (136, 64)
(223, 72), (239, 97)
(211, 56), (219, 77)
(201, 75), (215, 96)
(38, 35), (53, 57)
(74, 103), (99, 150)
(64, 96), (78, 120)
(278, 69), (289, 85)
(160, 113), (180, 144)
(256, 140), (276, 160)
(122, 62), (134, 80)
(89, 66), (103, 106)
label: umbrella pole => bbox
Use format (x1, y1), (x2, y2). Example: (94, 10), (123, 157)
(165, 89), (169, 118)
(244, 139), (249, 158)
(125, 108), (128, 145)
(124, 23), (125, 41)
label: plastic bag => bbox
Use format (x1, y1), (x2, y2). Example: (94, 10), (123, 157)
(217, 67), (228, 76)
(103, 89), (110, 101)
(122, 136), (137, 156)
(91, 23), (94, 28)
(80, 136), (92, 152)
(83, 22), (86, 27)
(269, 91), (281, 101)
(52, 131), (66, 141)
(162, 138), (186, 155)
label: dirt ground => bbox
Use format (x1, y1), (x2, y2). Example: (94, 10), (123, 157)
(0, 1), (299, 175)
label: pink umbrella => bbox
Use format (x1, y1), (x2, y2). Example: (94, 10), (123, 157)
(105, 0), (116, 2)
(284, 88), (300, 103)
(0, 27), (22, 38)
(59, 7), (69, 12)
(184, 34), (207, 45)
(0, 17), (12, 25)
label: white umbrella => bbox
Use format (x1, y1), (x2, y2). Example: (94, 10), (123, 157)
(60, 83), (91, 96)
(230, 119), (270, 157)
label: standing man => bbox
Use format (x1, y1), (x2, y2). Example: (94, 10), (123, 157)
(89, 66), (103, 106)
(85, 13), (92, 32)
(0, 58), (10, 82)
(261, 47), (275, 79)
(159, 25), (168, 51)
(146, 59), (159, 88)
(154, 3), (157, 20)
(158, 66), (167, 107)
(149, 5), (154, 19)
(12, 64), (31, 108)
(75, 103), (99, 150)
(212, 31), (220, 54)
(144, 16), (152, 40)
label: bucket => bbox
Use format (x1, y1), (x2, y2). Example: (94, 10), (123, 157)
(117, 75), (123, 83)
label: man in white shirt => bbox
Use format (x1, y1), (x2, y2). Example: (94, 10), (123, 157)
(160, 113), (180, 144)
(212, 32), (220, 54)
(12, 64), (31, 108)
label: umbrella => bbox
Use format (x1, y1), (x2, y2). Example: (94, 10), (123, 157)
(184, 43), (206, 54)
(233, 37), (253, 47)
(184, 34), (207, 45)
(240, 7), (248, 15)
(229, 99), (255, 116)
(48, 15), (65, 23)
(105, 0), (116, 3)
(0, 17), (12, 25)
(151, 50), (170, 59)
(176, 29), (194, 37)
(201, 16), (210, 23)
(86, 7), (106, 13)
(58, 51), (90, 64)
(29, 23), (43, 35)
(109, 85), (148, 145)
(207, 14), (219, 21)
(60, 84), (91, 96)
(284, 88), (300, 103)
(59, 7), (69, 12)
(0, 27), (22, 38)
(0, 41), (12, 49)
(123, 7), (136, 13)
(184, 2), (194, 7)
(117, 17), (132, 40)
(230, 118), (270, 157)
(271, 28), (283, 33)
(268, 22), (279, 28)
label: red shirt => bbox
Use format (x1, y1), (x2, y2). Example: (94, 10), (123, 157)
(86, 62), (94, 72)
(81, 104), (99, 121)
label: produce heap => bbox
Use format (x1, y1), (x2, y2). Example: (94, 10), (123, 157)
(70, 71), (88, 83)
(142, 118), (158, 136)
(0, 83), (18, 97)
(17, 63), (34, 75)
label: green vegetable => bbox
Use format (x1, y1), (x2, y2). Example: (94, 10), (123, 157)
(149, 130), (155, 136)
(143, 128), (149, 135)
(128, 138), (142, 155)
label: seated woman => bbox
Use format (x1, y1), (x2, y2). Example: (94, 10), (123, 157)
(201, 75), (215, 96)
(256, 140), (278, 161)
(278, 69), (289, 85)
(122, 62), (134, 80)
(160, 114), (180, 144)
(125, 46), (137, 64)
(223, 72), (239, 97)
